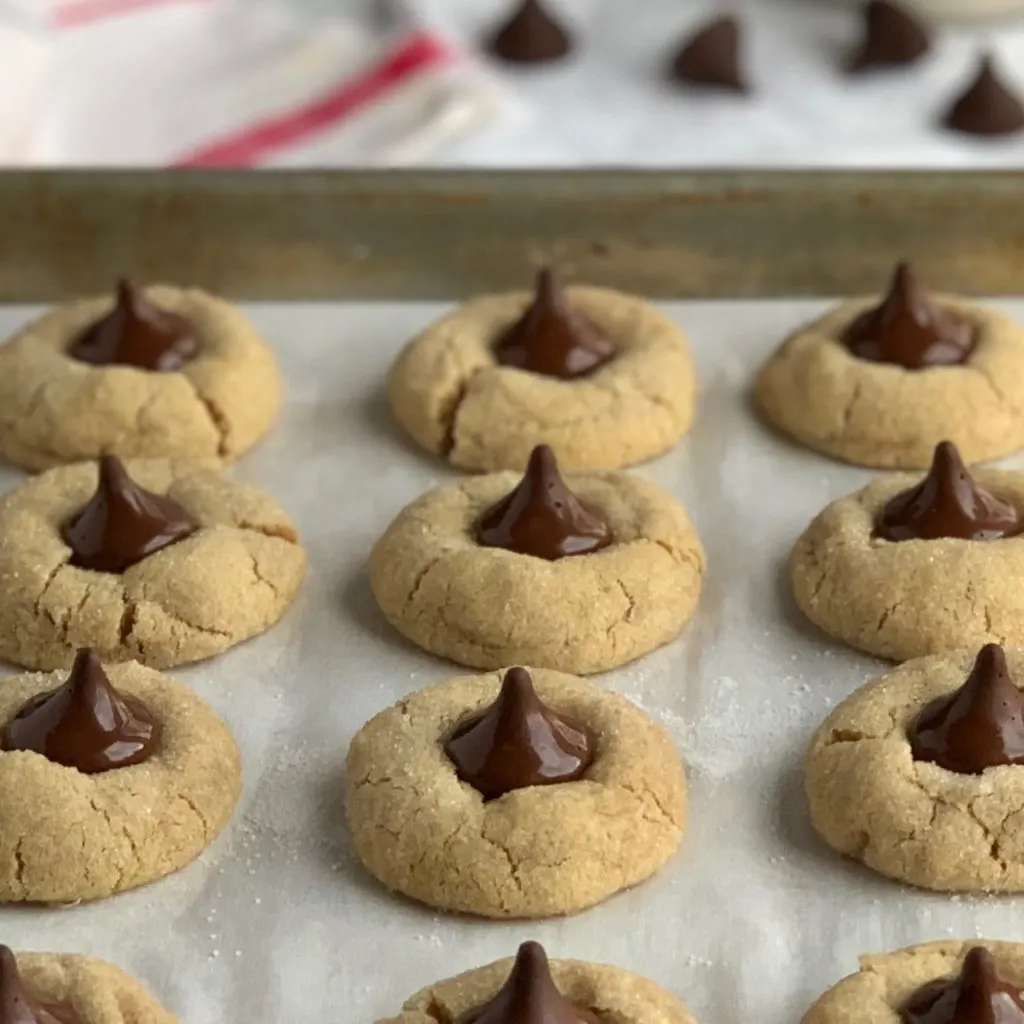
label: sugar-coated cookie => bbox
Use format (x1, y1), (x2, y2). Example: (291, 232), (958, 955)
(790, 441), (1024, 661)
(387, 270), (696, 472)
(756, 263), (1024, 468)
(369, 445), (704, 674)
(346, 667), (685, 918)
(378, 940), (696, 1024)
(0, 281), (281, 471)
(0, 456), (307, 670)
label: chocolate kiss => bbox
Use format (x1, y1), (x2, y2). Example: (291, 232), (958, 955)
(0, 945), (82, 1024)
(902, 947), (1024, 1024)
(876, 441), (1020, 542)
(843, 262), (975, 369)
(910, 645), (1024, 776)
(63, 455), (197, 574)
(943, 55), (1024, 138)
(477, 445), (613, 561)
(68, 278), (198, 372)
(2, 649), (158, 774)
(670, 16), (748, 93)
(849, 0), (930, 73)
(463, 942), (600, 1024)
(487, 0), (572, 65)
(494, 269), (616, 380)
(445, 668), (594, 801)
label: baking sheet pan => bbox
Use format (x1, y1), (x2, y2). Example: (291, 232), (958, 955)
(4, 170), (1024, 301)
(0, 296), (1021, 1024)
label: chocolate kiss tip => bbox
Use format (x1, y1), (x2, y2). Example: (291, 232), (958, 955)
(944, 54), (1024, 136)
(850, 0), (930, 72)
(672, 16), (746, 92)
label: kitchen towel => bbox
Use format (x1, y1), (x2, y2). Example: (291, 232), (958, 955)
(9, 0), (501, 166)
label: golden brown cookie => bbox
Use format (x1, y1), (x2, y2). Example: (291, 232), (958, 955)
(789, 463), (1024, 661)
(755, 292), (1024, 469)
(387, 283), (696, 472)
(378, 942), (695, 1024)
(805, 646), (1024, 892)
(0, 658), (240, 903)
(2, 948), (177, 1023)
(0, 284), (282, 471)
(346, 668), (686, 919)
(803, 941), (1024, 1024)
(368, 465), (704, 675)
(0, 458), (307, 670)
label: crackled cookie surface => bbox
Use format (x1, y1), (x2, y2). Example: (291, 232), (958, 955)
(346, 668), (686, 918)
(387, 273), (696, 472)
(378, 941), (696, 1024)
(369, 448), (704, 674)
(804, 941), (1024, 1024)
(0, 457), (307, 670)
(790, 444), (1024, 661)
(756, 264), (1024, 468)
(0, 283), (281, 471)
(0, 656), (240, 902)
(805, 645), (1024, 892)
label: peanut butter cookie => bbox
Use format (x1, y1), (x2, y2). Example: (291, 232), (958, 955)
(0, 945), (177, 1023)
(368, 446), (704, 675)
(346, 667), (686, 919)
(790, 441), (1024, 661)
(0, 653), (240, 903)
(378, 940), (695, 1024)
(0, 456), (307, 670)
(756, 263), (1024, 468)
(387, 270), (696, 472)
(0, 281), (282, 471)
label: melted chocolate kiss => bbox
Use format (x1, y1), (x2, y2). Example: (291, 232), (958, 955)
(902, 947), (1024, 1024)
(0, 945), (82, 1024)
(943, 55), (1024, 137)
(494, 269), (615, 379)
(63, 455), (197, 574)
(2, 649), (158, 774)
(910, 645), (1024, 776)
(487, 0), (572, 65)
(445, 668), (594, 801)
(69, 278), (198, 372)
(849, 0), (930, 73)
(460, 942), (600, 1024)
(876, 441), (1020, 542)
(843, 262), (975, 369)
(477, 445), (613, 561)
(670, 16), (748, 93)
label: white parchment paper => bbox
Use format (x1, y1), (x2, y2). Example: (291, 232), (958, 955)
(0, 298), (1022, 1024)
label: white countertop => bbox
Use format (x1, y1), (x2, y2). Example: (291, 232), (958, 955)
(411, 0), (1024, 167)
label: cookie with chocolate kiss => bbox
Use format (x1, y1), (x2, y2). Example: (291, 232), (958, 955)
(944, 55), (1024, 138)
(807, 647), (1024, 890)
(755, 263), (1024, 469)
(670, 15), (747, 93)
(848, 0), (930, 74)
(370, 456), (704, 674)
(494, 269), (615, 380)
(487, 0), (572, 65)
(376, 937), (696, 1022)
(791, 451), (1024, 662)
(804, 944), (1024, 1024)
(0, 947), (176, 1024)
(0, 658), (240, 902)
(347, 667), (686, 918)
